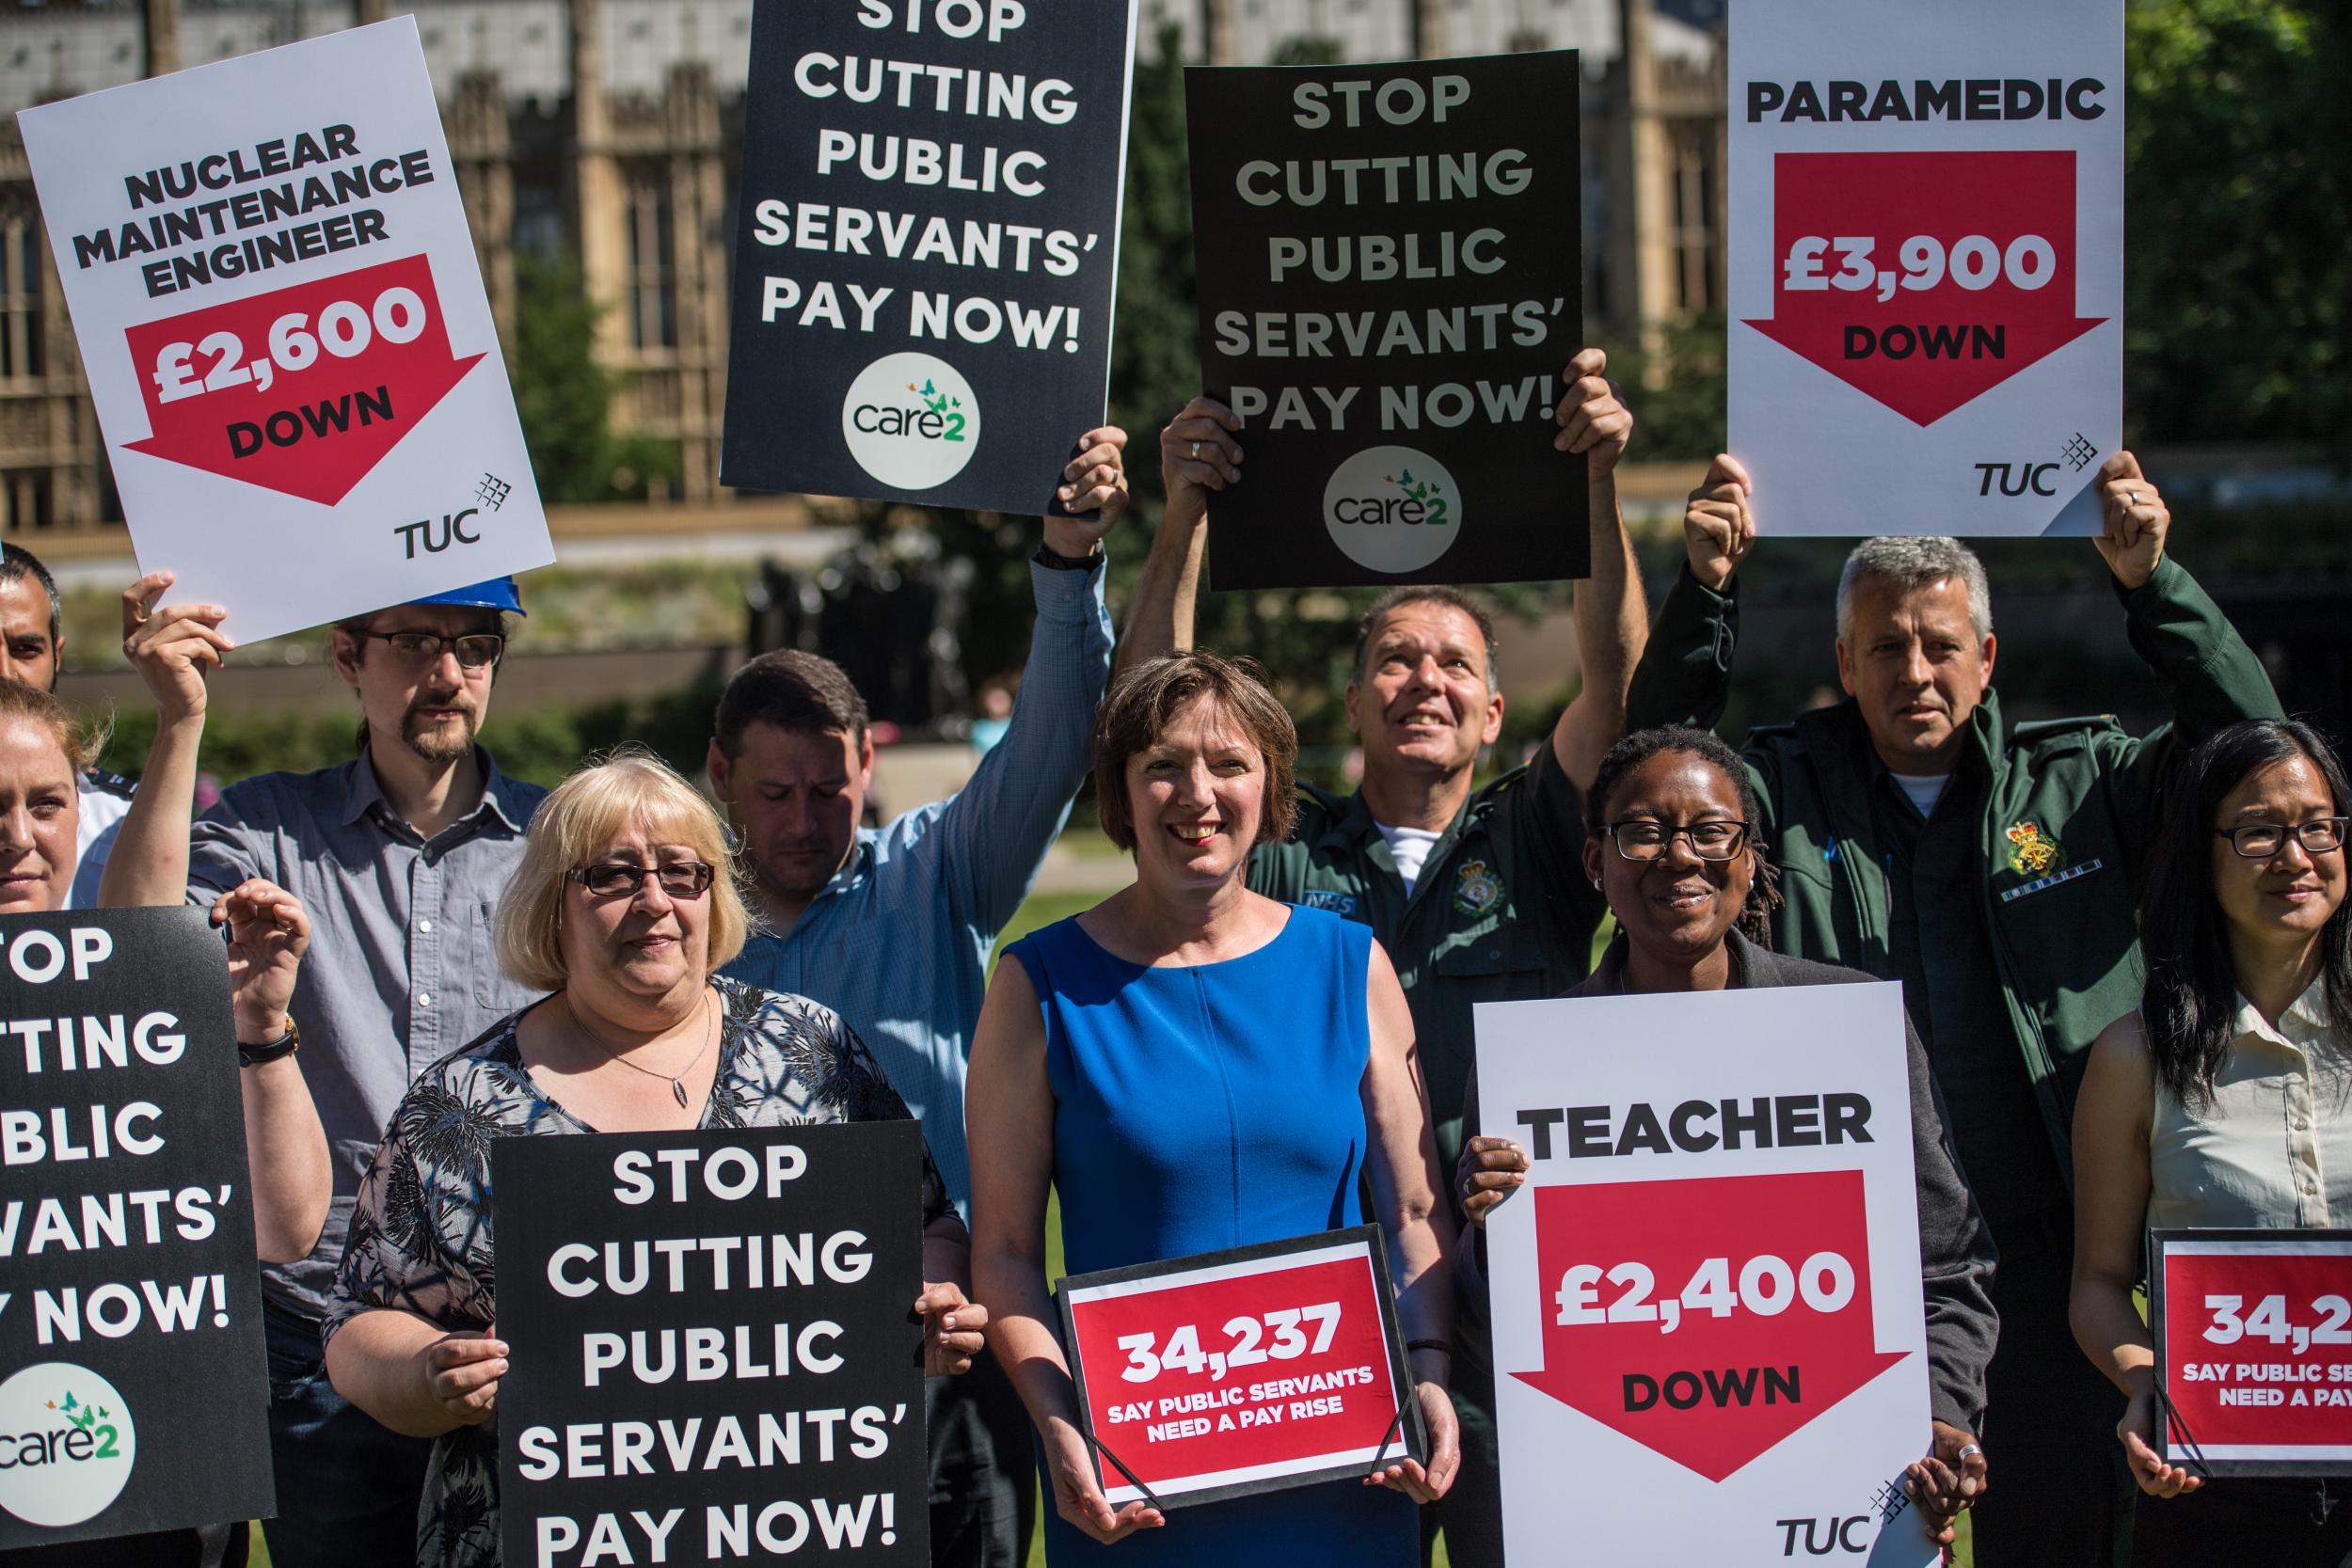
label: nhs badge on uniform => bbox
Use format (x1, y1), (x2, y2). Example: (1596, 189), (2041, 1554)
(1301, 889), (1359, 916)
(1454, 859), (1502, 917)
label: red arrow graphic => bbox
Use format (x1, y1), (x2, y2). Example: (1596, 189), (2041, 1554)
(1510, 1170), (1909, 1482)
(1743, 151), (2104, 427)
(123, 253), (482, 506)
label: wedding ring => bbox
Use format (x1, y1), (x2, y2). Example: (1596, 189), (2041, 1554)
(2125, 491), (2139, 507)
(1957, 1445), (1983, 1461)
(1190, 441), (1201, 458)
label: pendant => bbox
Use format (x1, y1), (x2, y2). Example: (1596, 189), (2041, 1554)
(671, 1077), (689, 1108)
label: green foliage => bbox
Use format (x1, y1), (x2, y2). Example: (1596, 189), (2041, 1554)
(95, 676), (728, 793)
(509, 251), (619, 503)
(2123, 0), (2348, 442)
(1595, 310), (1728, 461)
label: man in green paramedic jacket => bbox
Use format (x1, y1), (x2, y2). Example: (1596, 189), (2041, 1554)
(1135, 351), (1733, 1566)
(1667, 449), (2282, 1567)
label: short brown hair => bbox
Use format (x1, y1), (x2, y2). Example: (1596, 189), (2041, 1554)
(1353, 585), (1501, 686)
(495, 749), (751, 991)
(1092, 653), (1297, 851)
(714, 650), (869, 758)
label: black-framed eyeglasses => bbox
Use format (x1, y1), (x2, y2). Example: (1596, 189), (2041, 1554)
(1601, 819), (1752, 862)
(566, 861), (718, 898)
(2214, 818), (2348, 859)
(359, 629), (506, 671)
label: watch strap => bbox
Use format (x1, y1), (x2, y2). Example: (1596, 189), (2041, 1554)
(237, 1020), (300, 1067)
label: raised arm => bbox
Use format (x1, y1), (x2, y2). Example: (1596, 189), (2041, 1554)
(929, 430), (1122, 934)
(967, 956), (1165, 1544)
(98, 572), (231, 909)
(2068, 1011), (2201, 1497)
(1119, 397), (1238, 671)
(215, 878), (330, 1264)
(1548, 349), (1645, 791)
(1360, 938), (1461, 1504)
(2096, 451), (2282, 740)
(1622, 453), (1755, 742)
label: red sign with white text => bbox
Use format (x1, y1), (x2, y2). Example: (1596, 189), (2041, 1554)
(1514, 1169), (1909, 1482)
(1059, 1228), (1416, 1508)
(121, 252), (482, 506)
(2154, 1232), (2352, 1475)
(1743, 151), (2103, 428)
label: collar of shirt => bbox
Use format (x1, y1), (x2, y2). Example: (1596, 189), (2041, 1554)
(338, 743), (533, 841)
(2231, 977), (2335, 1055)
(1317, 782), (1475, 878)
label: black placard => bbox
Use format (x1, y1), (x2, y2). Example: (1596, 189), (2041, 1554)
(0, 908), (272, 1548)
(496, 1120), (930, 1566)
(1187, 53), (1586, 589)
(722, 0), (1138, 516)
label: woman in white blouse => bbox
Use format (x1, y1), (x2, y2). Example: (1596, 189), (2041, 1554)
(2072, 718), (2352, 1564)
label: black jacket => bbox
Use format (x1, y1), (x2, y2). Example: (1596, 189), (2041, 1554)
(1456, 927), (2000, 1433)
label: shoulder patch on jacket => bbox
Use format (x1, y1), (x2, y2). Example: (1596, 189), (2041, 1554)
(82, 767), (135, 800)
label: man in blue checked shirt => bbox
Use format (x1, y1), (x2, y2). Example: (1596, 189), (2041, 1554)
(713, 424), (1137, 1568)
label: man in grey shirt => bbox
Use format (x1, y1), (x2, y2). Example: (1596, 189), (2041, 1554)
(187, 578), (546, 1568)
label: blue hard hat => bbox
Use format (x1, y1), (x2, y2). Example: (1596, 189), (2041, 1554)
(409, 577), (526, 616)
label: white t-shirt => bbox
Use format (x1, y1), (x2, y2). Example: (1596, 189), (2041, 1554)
(66, 768), (135, 910)
(1892, 771), (1950, 819)
(1377, 823), (1444, 895)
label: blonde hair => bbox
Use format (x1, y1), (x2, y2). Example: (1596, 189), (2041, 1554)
(0, 682), (106, 774)
(496, 749), (750, 991)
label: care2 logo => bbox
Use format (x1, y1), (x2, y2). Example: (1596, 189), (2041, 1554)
(1323, 446), (1463, 576)
(0, 1362), (137, 1528)
(840, 352), (982, 492)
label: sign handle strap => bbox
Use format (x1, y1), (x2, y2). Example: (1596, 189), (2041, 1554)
(2150, 1373), (2211, 1480)
(1088, 1432), (1166, 1513)
(1361, 1403), (1410, 1478)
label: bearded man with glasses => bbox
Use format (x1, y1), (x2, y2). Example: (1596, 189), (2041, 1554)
(173, 577), (550, 1568)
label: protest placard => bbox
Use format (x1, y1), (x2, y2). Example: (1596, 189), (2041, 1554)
(1474, 983), (1941, 1564)
(723, 0), (1139, 517)
(1185, 53), (1584, 590)
(13, 17), (552, 643)
(1727, 0), (2123, 537)
(0, 909), (272, 1548)
(1058, 1226), (1420, 1509)
(2152, 1229), (2352, 1476)
(496, 1120), (930, 1568)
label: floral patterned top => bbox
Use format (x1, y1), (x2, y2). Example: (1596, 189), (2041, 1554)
(325, 975), (954, 1568)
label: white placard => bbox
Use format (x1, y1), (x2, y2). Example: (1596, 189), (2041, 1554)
(1727, 0), (2123, 537)
(1476, 982), (1941, 1564)
(17, 18), (552, 641)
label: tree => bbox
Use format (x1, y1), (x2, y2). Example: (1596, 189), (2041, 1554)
(2122, 0), (2348, 442)
(507, 251), (681, 503)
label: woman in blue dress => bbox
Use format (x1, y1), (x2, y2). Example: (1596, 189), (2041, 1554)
(969, 652), (1459, 1563)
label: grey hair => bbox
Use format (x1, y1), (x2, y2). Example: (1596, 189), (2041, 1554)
(1836, 536), (1994, 646)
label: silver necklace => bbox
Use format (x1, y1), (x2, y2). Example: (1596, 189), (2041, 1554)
(581, 992), (717, 1108)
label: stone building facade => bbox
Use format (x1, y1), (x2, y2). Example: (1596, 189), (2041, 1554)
(0, 0), (1723, 540)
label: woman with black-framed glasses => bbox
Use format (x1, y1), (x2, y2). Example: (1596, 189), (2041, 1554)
(1449, 726), (1998, 1549)
(2071, 718), (2352, 1565)
(322, 752), (989, 1568)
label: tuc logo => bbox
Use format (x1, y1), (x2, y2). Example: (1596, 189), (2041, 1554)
(840, 351), (981, 492)
(0, 1362), (137, 1528)
(1323, 446), (1462, 576)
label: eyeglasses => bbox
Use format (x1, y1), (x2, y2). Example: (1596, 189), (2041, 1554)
(359, 629), (506, 671)
(2214, 818), (2348, 859)
(566, 862), (718, 898)
(1601, 819), (1752, 862)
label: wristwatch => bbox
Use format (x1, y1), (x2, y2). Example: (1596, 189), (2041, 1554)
(237, 1019), (301, 1068)
(1032, 541), (1104, 572)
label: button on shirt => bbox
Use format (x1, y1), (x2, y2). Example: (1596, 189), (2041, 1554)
(187, 746), (547, 1321)
(2149, 980), (2352, 1231)
(723, 560), (1111, 1215)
